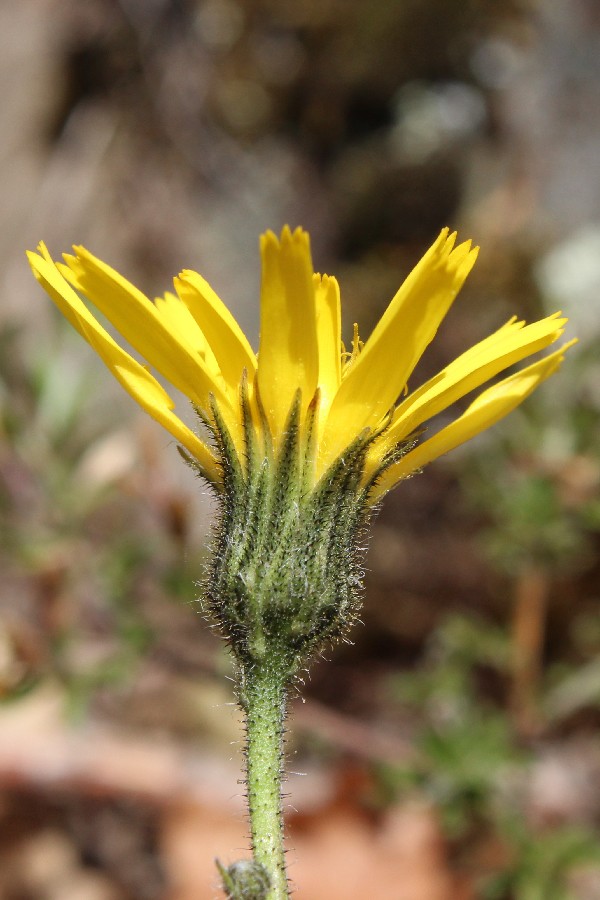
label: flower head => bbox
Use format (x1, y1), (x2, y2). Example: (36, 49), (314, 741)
(27, 226), (572, 501)
(28, 227), (573, 667)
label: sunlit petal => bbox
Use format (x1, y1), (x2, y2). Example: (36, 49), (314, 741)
(154, 291), (219, 369)
(370, 342), (575, 501)
(28, 248), (219, 482)
(314, 273), (342, 414)
(58, 246), (229, 409)
(322, 229), (478, 463)
(368, 312), (567, 467)
(175, 269), (257, 393)
(257, 226), (318, 438)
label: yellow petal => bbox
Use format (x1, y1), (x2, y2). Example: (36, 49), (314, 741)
(28, 247), (220, 483)
(174, 269), (257, 394)
(370, 312), (567, 461)
(155, 291), (221, 374)
(256, 227), (318, 438)
(58, 246), (229, 411)
(314, 273), (342, 412)
(97, 349), (220, 484)
(322, 229), (478, 463)
(153, 290), (249, 456)
(369, 342), (575, 501)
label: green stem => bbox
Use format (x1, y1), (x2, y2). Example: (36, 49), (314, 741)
(243, 658), (290, 899)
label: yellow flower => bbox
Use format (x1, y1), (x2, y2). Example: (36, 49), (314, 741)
(28, 227), (573, 502)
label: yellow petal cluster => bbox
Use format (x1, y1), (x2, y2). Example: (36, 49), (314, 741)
(28, 227), (573, 503)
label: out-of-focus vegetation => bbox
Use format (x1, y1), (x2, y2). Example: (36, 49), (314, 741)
(0, 319), (216, 710)
(2, 0), (600, 898)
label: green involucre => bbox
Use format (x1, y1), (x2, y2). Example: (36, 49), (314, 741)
(204, 387), (384, 677)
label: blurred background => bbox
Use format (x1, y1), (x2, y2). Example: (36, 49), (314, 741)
(1, 0), (600, 897)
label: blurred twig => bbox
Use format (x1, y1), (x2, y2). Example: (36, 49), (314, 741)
(510, 564), (549, 738)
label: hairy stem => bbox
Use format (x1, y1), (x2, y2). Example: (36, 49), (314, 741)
(243, 658), (290, 899)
